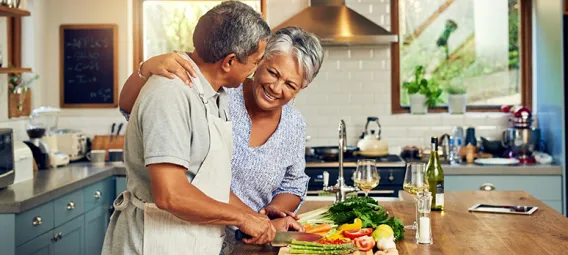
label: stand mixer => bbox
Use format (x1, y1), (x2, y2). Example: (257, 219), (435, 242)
(502, 106), (537, 164)
(23, 107), (69, 169)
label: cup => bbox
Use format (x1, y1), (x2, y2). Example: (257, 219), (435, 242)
(108, 149), (124, 165)
(86, 150), (106, 166)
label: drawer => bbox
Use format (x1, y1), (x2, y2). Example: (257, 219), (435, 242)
(445, 176), (562, 201)
(54, 190), (84, 226)
(84, 178), (114, 212)
(16, 201), (54, 246)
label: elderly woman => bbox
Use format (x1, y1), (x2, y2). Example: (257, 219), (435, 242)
(120, 27), (323, 227)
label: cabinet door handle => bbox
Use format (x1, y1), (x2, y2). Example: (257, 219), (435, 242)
(51, 233), (59, 242)
(67, 201), (75, 210)
(388, 173), (395, 182)
(94, 191), (102, 199)
(32, 216), (42, 226)
(57, 232), (63, 240)
(480, 183), (496, 191)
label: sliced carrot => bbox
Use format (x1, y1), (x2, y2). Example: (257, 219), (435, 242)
(312, 231), (330, 236)
(306, 223), (332, 234)
(303, 223), (311, 231)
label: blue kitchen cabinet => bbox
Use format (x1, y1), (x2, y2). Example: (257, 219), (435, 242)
(53, 216), (84, 255)
(85, 207), (107, 255)
(445, 175), (563, 213)
(15, 231), (54, 255)
(116, 176), (127, 197)
(0, 177), (116, 255)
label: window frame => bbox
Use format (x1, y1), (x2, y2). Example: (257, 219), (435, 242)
(390, 0), (533, 113)
(132, 0), (266, 73)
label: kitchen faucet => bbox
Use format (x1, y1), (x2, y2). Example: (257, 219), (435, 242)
(323, 119), (358, 203)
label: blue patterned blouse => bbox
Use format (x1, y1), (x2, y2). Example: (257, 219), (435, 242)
(121, 84), (309, 212)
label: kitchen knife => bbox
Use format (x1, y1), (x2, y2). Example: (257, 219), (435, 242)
(110, 123), (116, 141)
(116, 123), (124, 138)
(235, 230), (322, 247)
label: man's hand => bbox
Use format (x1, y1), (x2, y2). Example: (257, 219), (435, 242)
(271, 216), (305, 232)
(237, 211), (276, 245)
(259, 205), (299, 220)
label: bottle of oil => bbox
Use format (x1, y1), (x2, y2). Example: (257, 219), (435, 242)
(426, 136), (444, 211)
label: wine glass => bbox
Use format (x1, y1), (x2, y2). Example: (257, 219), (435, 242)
(403, 162), (428, 230)
(353, 159), (380, 197)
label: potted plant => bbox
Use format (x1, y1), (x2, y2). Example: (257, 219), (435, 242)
(403, 65), (443, 114)
(8, 72), (39, 111)
(446, 81), (467, 114)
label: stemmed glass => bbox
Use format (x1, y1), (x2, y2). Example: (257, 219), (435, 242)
(353, 159), (380, 197)
(403, 162), (428, 230)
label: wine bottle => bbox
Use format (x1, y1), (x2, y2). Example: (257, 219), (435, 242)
(426, 136), (444, 211)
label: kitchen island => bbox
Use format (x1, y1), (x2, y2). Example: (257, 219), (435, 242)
(233, 191), (568, 255)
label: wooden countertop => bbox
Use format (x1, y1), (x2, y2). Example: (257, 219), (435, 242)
(233, 191), (568, 255)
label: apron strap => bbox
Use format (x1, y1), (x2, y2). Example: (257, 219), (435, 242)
(113, 190), (145, 211)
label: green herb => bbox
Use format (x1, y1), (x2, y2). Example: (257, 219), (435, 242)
(322, 197), (405, 241)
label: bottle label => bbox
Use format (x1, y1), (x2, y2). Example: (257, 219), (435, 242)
(435, 183), (444, 207)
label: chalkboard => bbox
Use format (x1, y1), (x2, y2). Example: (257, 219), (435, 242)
(60, 24), (118, 108)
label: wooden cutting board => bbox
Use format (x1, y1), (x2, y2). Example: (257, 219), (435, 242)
(278, 247), (373, 255)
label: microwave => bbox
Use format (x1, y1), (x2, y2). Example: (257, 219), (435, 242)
(0, 128), (15, 189)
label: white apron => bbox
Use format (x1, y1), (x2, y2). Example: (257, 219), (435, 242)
(113, 76), (233, 255)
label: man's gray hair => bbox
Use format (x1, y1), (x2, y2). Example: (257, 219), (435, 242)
(193, 1), (271, 63)
(264, 26), (324, 88)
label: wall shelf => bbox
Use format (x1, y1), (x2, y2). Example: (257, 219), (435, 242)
(0, 6), (30, 17)
(0, 67), (32, 73)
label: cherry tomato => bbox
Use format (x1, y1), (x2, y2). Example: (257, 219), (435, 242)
(354, 236), (375, 252)
(343, 228), (373, 239)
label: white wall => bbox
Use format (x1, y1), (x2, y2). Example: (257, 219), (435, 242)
(0, 0), (509, 148)
(533, 0), (565, 214)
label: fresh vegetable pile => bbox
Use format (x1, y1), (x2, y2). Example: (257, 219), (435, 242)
(321, 197), (404, 241)
(294, 197), (405, 254)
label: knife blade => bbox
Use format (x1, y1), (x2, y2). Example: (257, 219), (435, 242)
(116, 123), (124, 138)
(234, 230), (322, 247)
(110, 123), (116, 141)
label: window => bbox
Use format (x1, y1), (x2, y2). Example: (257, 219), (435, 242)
(391, 0), (532, 113)
(133, 0), (265, 71)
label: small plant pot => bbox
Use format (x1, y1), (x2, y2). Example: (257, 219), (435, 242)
(448, 94), (467, 114)
(409, 94), (428, 114)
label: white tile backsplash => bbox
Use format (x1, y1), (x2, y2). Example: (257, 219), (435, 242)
(283, 0), (510, 148)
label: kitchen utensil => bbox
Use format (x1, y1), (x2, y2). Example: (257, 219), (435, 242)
(26, 107), (69, 168)
(474, 158), (520, 166)
(116, 123), (124, 138)
(110, 123), (116, 141)
(501, 127), (536, 164)
(91, 135), (124, 161)
(108, 149), (124, 165)
(55, 129), (88, 161)
(479, 137), (505, 156)
(464, 127), (477, 146)
(311, 146), (359, 160)
(234, 230), (322, 247)
(357, 117), (388, 157)
(86, 150), (106, 166)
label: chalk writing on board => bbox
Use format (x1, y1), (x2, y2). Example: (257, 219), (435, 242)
(61, 25), (116, 106)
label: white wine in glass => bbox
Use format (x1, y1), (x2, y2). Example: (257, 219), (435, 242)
(354, 159), (380, 196)
(403, 162), (428, 230)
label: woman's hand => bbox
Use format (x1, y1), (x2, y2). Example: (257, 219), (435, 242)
(259, 205), (300, 220)
(140, 52), (197, 85)
(271, 216), (305, 232)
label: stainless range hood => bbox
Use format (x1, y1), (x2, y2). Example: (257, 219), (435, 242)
(273, 0), (398, 46)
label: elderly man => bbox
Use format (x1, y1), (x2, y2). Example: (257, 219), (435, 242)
(102, 2), (276, 254)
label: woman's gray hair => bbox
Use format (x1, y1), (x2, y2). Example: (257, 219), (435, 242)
(265, 26), (324, 88)
(193, 1), (271, 63)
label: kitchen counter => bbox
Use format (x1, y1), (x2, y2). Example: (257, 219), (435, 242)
(232, 191), (568, 255)
(306, 162), (563, 175)
(0, 162), (126, 213)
